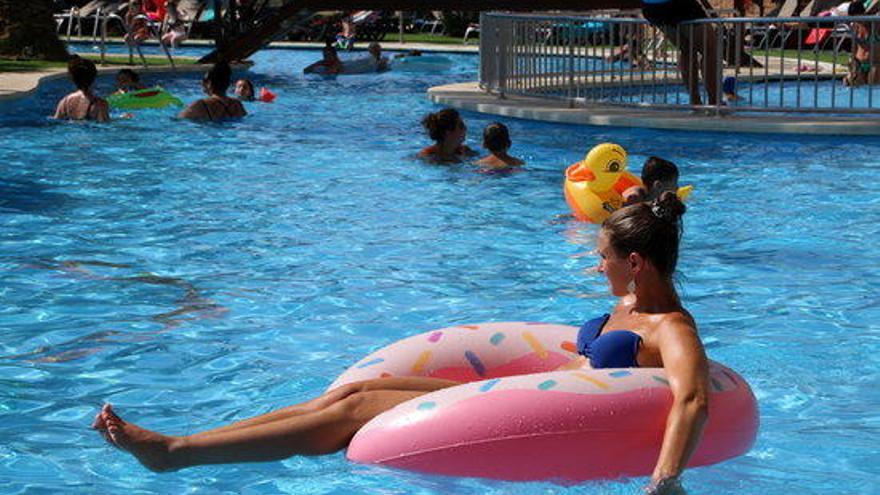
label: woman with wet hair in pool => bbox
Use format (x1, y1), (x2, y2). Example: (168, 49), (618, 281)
(560, 192), (708, 494)
(179, 62), (247, 122)
(92, 192), (706, 494)
(417, 108), (477, 164)
(53, 56), (110, 122)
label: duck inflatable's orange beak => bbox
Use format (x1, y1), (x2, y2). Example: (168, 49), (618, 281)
(565, 162), (596, 182)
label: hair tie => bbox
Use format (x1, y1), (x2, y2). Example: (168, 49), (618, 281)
(651, 203), (666, 219)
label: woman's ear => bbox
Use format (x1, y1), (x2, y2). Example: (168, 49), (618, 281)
(628, 252), (645, 275)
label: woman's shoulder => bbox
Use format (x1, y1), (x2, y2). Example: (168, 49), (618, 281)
(229, 97), (246, 112)
(418, 145), (438, 157)
(59, 91), (84, 105)
(646, 311), (699, 352)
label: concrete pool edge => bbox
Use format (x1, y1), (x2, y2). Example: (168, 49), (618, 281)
(0, 57), (212, 103)
(58, 36), (481, 55)
(428, 81), (880, 136)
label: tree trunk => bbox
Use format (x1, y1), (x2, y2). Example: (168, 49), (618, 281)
(0, 0), (69, 60)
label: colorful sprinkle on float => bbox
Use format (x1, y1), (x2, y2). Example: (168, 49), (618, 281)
(330, 322), (758, 481)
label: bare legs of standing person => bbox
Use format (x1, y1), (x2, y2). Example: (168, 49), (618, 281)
(667, 22), (720, 106)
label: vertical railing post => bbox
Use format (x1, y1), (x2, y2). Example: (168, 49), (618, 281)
(498, 17), (508, 99)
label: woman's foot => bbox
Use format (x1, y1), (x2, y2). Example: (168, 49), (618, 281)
(93, 404), (180, 472)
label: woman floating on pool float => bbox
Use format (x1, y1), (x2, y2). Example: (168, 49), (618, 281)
(179, 62), (247, 122)
(93, 192), (728, 494)
(418, 108), (477, 164)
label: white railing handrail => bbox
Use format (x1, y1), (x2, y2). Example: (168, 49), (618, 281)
(479, 11), (880, 115)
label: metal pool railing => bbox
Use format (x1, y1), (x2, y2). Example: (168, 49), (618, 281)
(479, 12), (880, 114)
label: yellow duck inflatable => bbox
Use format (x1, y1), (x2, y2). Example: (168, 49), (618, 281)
(564, 143), (695, 223)
(564, 143), (641, 223)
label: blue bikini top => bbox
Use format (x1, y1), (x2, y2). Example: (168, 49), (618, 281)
(576, 314), (642, 368)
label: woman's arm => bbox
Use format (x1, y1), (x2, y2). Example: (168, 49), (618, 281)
(650, 316), (709, 489)
(53, 95), (68, 119)
(96, 99), (111, 123)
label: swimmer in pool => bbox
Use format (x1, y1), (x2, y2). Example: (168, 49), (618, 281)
(417, 108), (477, 164)
(557, 192), (707, 495)
(304, 38), (342, 75)
(474, 122), (525, 169)
(234, 79), (255, 101)
(92, 192), (706, 495)
(53, 56), (110, 122)
(113, 69), (146, 95)
(367, 42), (390, 72)
(622, 156), (680, 206)
(179, 62), (247, 122)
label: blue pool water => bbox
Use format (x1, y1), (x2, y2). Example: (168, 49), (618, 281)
(1, 46), (879, 494)
(588, 78), (880, 110)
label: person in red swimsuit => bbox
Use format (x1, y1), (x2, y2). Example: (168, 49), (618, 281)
(142, 0), (167, 22)
(417, 108), (477, 164)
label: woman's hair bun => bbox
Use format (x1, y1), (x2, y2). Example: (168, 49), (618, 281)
(650, 190), (686, 223)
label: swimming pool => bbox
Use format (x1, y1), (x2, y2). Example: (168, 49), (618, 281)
(1, 46), (879, 494)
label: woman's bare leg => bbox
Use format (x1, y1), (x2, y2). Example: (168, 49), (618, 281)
(694, 23), (720, 105)
(95, 389), (431, 472)
(674, 28), (702, 106)
(184, 377), (460, 438)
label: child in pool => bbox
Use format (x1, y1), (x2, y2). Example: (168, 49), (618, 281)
(113, 69), (146, 94)
(474, 123), (524, 170)
(234, 79), (255, 101)
(722, 76), (740, 103)
(622, 156), (680, 206)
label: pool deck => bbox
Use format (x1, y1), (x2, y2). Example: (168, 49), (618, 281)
(54, 36), (481, 54)
(429, 81), (880, 136)
(0, 39), (475, 103)
(0, 57), (211, 102)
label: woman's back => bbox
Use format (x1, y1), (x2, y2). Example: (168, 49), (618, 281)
(54, 91), (110, 122)
(180, 96), (246, 122)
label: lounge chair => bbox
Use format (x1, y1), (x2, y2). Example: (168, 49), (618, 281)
(750, 0), (800, 50)
(463, 23), (480, 44)
(101, 0), (195, 69)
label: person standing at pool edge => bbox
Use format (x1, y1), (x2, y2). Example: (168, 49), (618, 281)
(641, 0), (721, 105)
(179, 62), (247, 122)
(418, 108), (477, 163)
(53, 56), (110, 122)
(92, 192), (706, 495)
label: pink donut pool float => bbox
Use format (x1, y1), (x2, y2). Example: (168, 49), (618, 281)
(332, 322), (759, 482)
